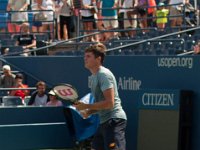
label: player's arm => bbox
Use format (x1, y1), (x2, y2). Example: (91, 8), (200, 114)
(89, 88), (114, 110)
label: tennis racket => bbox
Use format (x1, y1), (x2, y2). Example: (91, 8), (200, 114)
(53, 84), (78, 105)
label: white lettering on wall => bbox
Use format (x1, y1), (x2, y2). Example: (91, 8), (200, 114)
(142, 93), (174, 106)
(118, 77), (142, 91)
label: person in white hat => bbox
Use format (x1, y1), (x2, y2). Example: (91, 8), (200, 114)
(0, 65), (16, 88)
(46, 90), (63, 106)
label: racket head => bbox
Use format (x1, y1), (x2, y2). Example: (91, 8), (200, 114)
(53, 84), (78, 104)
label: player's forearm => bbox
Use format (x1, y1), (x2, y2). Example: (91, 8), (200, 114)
(87, 109), (98, 115)
(88, 100), (114, 110)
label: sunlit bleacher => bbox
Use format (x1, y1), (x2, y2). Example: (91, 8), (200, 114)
(0, 0), (199, 56)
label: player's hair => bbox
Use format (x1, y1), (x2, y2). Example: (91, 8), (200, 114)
(85, 43), (106, 64)
(36, 81), (46, 88)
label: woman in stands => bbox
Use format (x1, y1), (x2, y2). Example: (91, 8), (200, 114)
(31, 0), (44, 33)
(80, 0), (97, 42)
(46, 90), (62, 106)
(7, 0), (30, 33)
(37, 0), (55, 41)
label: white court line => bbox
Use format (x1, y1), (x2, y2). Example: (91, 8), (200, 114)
(0, 122), (66, 128)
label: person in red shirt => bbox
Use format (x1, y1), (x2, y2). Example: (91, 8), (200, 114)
(9, 73), (29, 100)
(147, 0), (157, 27)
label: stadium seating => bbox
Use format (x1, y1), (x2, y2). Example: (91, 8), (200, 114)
(2, 96), (23, 106)
(7, 46), (23, 55)
(0, 1), (198, 56)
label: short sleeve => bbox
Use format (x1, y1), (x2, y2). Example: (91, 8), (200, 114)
(99, 73), (114, 92)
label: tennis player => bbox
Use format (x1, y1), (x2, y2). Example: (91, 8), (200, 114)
(74, 43), (127, 150)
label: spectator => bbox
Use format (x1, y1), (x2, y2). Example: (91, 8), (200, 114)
(15, 23), (37, 56)
(156, 2), (169, 31)
(9, 73), (30, 100)
(193, 40), (200, 55)
(117, 0), (125, 37)
(80, 0), (97, 41)
(7, 0), (30, 33)
(28, 81), (50, 106)
(147, 0), (156, 27)
(59, 0), (75, 40)
(38, 0), (55, 41)
(184, 0), (197, 27)
(127, 0), (148, 32)
(53, 0), (62, 40)
(0, 65), (15, 88)
(168, 0), (184, 27)
(31, 0), (43, 33)
(96, 0), (106, 41)
(99, 0), (119, 41)
(121, 0), (138, 37)
(46, 90), (63, 106)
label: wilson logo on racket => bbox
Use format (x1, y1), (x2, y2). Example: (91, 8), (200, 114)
(57, 89), (73, 96)
(53, 84), (78, 103)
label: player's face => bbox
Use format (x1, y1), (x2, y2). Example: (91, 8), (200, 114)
(84, 52), (99, 69)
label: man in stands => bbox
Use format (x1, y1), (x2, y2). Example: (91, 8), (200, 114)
(0, 65), (15, 88)
(28, 81), (50, 106)
(15, 23), (37, 56)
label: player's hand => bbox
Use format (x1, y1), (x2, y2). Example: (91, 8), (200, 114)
(73, 102), (88, 111)
(79, 110), (90, 119)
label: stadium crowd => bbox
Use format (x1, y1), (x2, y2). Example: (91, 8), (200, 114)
(0, 64), (63, 106)
(0, 0), (198, 42)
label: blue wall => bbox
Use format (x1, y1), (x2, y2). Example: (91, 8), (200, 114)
(4, 56), (200, 150)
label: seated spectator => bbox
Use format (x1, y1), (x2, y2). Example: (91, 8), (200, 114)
(46, 90), (62, 106)
(193, 40), (200, 55)
(0, 65), (16, 88)
(156, 2), (169, 31)
(28, 81), (50, 106)
(15, 23), (37, 56)
(9, 73), (30, 100)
